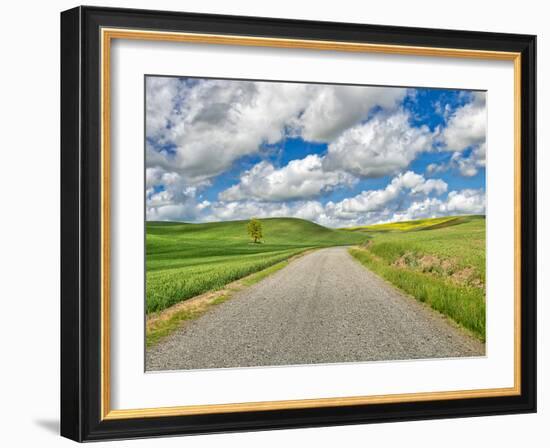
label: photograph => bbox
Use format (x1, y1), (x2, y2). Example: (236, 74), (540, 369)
(144, 76), (487, 371)
(56, 4), (537, 442)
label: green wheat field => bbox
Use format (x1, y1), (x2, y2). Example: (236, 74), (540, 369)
(146, 218), (366, 313)
(146, 215), (486, 340)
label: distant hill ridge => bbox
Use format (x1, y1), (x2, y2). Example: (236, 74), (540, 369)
(341, 215), (485, 233)
(147, 217), (364, 245)
(147, 214), (485, 232)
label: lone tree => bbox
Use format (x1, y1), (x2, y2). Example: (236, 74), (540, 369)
(247, 218), (263, 243)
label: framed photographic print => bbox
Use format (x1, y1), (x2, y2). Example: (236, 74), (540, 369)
(60, 6), (536, 441)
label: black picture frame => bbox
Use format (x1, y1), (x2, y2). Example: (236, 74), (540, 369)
(61, 5), (536, 442)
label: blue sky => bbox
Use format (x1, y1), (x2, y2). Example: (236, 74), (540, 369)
(145, 77), (486, 227)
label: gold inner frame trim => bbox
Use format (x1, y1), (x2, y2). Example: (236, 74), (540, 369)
(100, 27), (522, 420)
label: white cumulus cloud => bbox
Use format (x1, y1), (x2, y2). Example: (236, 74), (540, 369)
(444, 189), (486, 214)
(325, 171), (447, 221)
(323, 110), (433, 178)
(219, 155), (356, 202)
(146, 77), (407, 183)
(297, 85), (406, 141)
(392, 189), (486, 222)
(450, 143), (487, 177)
(206, 199), (326, 223)
(440, 92), (486, 151)
(434, 92), (487, 177)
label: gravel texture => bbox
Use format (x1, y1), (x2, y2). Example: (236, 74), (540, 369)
(146, 247), (484, 371)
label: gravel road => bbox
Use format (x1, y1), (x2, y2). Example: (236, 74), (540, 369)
(146, 247), (484, 371)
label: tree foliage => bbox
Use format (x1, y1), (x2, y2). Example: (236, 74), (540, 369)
(247, 218), (263, 243)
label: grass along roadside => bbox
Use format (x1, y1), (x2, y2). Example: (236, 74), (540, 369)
(347, 215), (486, 340)
(146, 253), (305, 347)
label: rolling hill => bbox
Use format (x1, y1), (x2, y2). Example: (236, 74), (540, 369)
(146, 218), (367, 313)
(342, 215), (484, 233)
